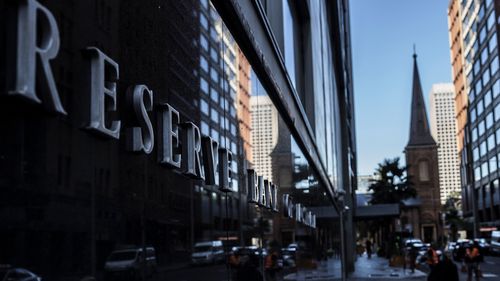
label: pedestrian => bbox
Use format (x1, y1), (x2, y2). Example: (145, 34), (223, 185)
(408, 245), (418, 273)
(365, 239), (372, 259)
(426, 246), (439, 272)
(229, 251), (241, 281)
(427, 253), (458, 281)
(465, 241), (481, 281)
(237, 255), (263, 281)
(264, 251), (278, 281)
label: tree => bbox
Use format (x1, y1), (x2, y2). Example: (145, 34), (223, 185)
(443, 192), (463, 242)
(368, 157), (416, 204)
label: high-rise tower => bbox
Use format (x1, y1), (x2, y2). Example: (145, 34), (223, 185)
(429, 83), (461, 203)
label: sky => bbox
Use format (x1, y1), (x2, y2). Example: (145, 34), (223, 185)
(350, 0), (452, 175)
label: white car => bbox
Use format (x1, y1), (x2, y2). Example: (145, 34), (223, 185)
(104, 247), (157, 280)
(191, 241), (225, 265)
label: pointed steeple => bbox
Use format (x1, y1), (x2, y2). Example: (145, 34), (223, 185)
(407, 51), (436, 147)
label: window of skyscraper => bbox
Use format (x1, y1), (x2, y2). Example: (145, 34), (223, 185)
(283, 0), (297, 88)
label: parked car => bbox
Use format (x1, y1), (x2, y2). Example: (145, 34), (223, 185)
(491, 231), (500, 255)
(104, 247), (157, 280)
(452, 239), (471, 261)
(281, 248), (296, 268)
(474, 238), (490, 255)
(0, 265), (41, 281)
(191, 241), (225, 265)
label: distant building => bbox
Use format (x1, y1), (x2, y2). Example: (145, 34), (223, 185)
(250, 95), (279, 181)
(403, 53), (442, 243)
(429, 83), (461, 203)
(356, 175), (376, 194)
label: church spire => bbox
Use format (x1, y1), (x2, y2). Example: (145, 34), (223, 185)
(407, 52), (436, 147)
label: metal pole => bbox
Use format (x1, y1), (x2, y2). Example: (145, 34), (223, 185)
(340, 207), (346, 281)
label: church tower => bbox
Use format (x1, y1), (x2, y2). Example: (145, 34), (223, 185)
(404, 52), (442, 243)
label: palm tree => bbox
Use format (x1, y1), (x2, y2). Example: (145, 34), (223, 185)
(368, 157), (416, 204)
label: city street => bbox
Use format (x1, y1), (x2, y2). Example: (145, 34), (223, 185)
(161, 264), (228, 281)
(454, 255), (500, 281)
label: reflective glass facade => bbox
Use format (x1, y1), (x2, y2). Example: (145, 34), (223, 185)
(0, 0), (355, 280)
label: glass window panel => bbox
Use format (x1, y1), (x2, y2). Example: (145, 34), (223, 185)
(200, 34), (209, 51)
(200, 98), (209, 115)
(471, 108), (477, 122)
(201, 121), (209, 136)
(486, 112), (494, 128)
(483, 68), (490, 85)
(484, 89), (492, 107)
(495, 104), (500, 121)
(474, 147), (480, 161)
(481, 47), (489, 65)
(479, 120), (485, 136)
(210, 47), (218, 63)
(479, 25), (487, 44)
(494, 79), (500, 97)
(482, 162), (489, 178)
(211, 108), (218, 122)
(491, 56), (499, 75)
(200, 13), (208, 30)
(210, 87), (218, 103)
(210, 128), (219, 141)
(490, 156), (498, 172)
(487, 11), (495, 30)
(488, 134), (495, 151)
(480, 140), (487, 156)
(200, 77), (209, 94)
(200, 55), (209, 72)
(489, 33), (497, 53)
(210, 67), (218, 83)
(477, 98), (484, 116)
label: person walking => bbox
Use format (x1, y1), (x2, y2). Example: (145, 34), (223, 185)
(465, 242), (481, 281)
(427, 253), (458, 281)
(264, 251), (278, 281)
(365, 239), (372, 259)
(426, 246), (439, 272)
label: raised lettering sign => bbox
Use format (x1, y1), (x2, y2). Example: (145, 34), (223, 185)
(83, 47), (121, 139)
(126, 85), (154, 153)
(7, 0), (66, 114)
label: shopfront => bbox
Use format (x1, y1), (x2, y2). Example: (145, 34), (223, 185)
(0, 0), (355, 280)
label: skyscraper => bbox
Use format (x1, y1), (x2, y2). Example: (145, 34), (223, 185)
(448, 0), (500, 236)
(429, 83), (461, 203)
(250, 95), (279, 181)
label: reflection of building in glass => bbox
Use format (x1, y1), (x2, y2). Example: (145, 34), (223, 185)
(236, 48), (252, 163)
(429, 83), (461, 203)
(250, 95), (279, 181)
(356, 175), (377, 194)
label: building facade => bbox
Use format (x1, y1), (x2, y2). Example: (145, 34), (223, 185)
(429, 83), (461, 203)
(0, 0), (356, 280)
(404, 54), (442, 243)
(447, 0), (500, 236)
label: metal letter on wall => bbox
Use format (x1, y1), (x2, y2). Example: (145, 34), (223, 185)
(180, 122), (205, 180)
(125, 85), (154, 154)
(264, 179), (271, 209)
(157, 103), (181, 168)
(83, 47), (121, 139)
(202, 136), (219, 185)
(218, 148), (232, 192)
(247, 169), (259, 203)
(282, 194), (293, 218)
(270, 182), (279, 212)
(295, 203), (303, 223)
(7, 0), (66, 114)
(257, 176), (266, 207)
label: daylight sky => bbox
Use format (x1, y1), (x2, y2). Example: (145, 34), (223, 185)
(351, 0), (452, 175)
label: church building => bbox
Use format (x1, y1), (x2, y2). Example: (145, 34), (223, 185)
(402, 52), (442, 243)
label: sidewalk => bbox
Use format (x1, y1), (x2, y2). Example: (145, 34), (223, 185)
(283, 254), (426, 281)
